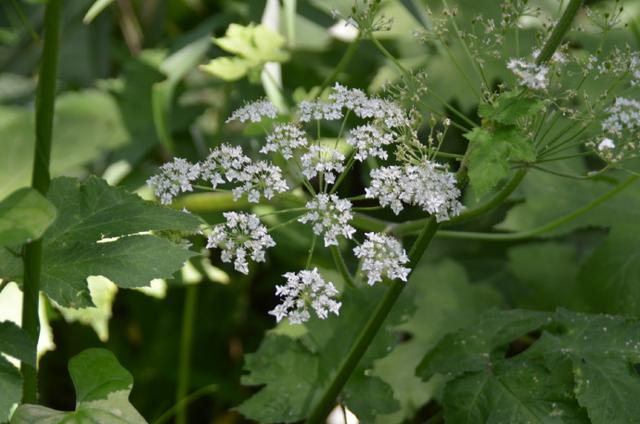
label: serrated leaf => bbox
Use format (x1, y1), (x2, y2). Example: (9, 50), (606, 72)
(418, 309), (640, 424)
(237, 283), (406, 423)
(0, 176), (201, 308)
(11, 348), (147, 424)
(478, 90), (545, 125)
(465, 127), (535, 199)
(0, 188), (56, 247)
(372, 260), (503, 423)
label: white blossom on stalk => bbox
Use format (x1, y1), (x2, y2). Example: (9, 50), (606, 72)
(298, 99), (343, 122)
(300, 145), (345, 184)
(601, 97), (640, 136)
(329, 83), (369, 110)
(147, 158), (200, 205)
(232, 161), (289, 203)
(353, 233), (410, 285)
(329, 83), (409, 128)
(593, 97), (640, 162)
(347, 124), (395, 161)
(200, 144), (251, 188)
(269, 268), (341, 324)
(226, 98), (278, 123)
(260, 123), (308, 159)
(366, 160), (463, 221)
(298, 194), (355, 246)
(507, 58), (549, 90)
(206, 212), (275, 274)
(598, 138), (615, 151)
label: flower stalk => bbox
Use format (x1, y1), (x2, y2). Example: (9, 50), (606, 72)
(21, 0), (62, 404)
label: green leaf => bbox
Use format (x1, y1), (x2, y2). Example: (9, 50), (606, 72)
(11, 348), (147, 424)
(371, 260), (503, 423)
(0, 322), (36, 422)
(0, 188), (56, 247)
(83, 0), (115, 24)
(418, 309), (640, 424)
(0, 90), (129, 199)
(465, 126), (535, 199)
(237, 283), (406, 423)
(478, 90), (545, 125)
(0, 176), (201, 308)
(198, 57), (251, 81)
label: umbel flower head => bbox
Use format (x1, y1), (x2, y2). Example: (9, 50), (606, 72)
(147, 157), (200, 205)
(300, 145), (345, 185)
(298, 194), (356, 246)
(354, 233), (410, 285)
(200, 143), (251, 188)
(347, 124), (396, 161)
(366, 160), (463, 222)
(206, 212), (275, 274)
(507, 58), (550, 91)
(260, 123), (309, 159)
(269, 268), (341, 324)
(226, 98), (278, 123)
(231, 161), (289, 203)
(591, 97), (640, 162)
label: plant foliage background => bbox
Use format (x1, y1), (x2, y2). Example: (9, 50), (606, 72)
(1, 0), (640, 423)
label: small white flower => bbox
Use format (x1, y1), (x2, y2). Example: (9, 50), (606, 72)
(260, 123), (309, 159)
(507, 58), (549, 90)
(298, 99), (343, 122)
(347, 124), (396, 161)
(206, 212), (275, 274)
(226, 98), (278, 123)
(232, 161), (289, 203)
(300, 145), (345, 185)
(598, 138), (615, 151)
(366, 160), (463, 221)
(602, 97), (640, 136)
(269, 268), (341, 324)
(147, 158), (200, 205)
(200, 144), (251, 188)
(353, 233), (410, 285)
(365, 166), (406, 214)
(329, 83), (369, 111)
(298, 194), (355, 246)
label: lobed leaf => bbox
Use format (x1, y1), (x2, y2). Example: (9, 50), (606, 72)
(0, 188), (56, 247)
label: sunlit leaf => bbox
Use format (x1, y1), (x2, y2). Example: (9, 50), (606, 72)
(0, 188), (56, 247)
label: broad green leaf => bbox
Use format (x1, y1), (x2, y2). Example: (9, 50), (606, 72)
(418, 309), (640, 424)
(478, 90), (545, 125)
(0, 177), (201, 308)
(465, 126), (535, 199)
(237, 283), (407, 423)
(11, 348), (147, 424)
(372, 260), (503, 423)
(0, 322), (36, 422)
(0, 90), (129, 199)
(0, 188), (56, 247)
(83, 0), (115, 24)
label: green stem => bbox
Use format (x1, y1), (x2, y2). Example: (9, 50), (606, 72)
(154, 384), (217, 424)
(535, 0), (584, 65)
(306, 218), (439, 423)
(330, 245), (355, 287)
(318, 36), (362, 95)
(436, 175), (638, 241)
(176, 284), (198, 424)
(21, 0), (61, 404)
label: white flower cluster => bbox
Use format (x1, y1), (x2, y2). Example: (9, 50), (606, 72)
(269, 268), (341, 324)
(329, 83), (410, 128)
(298, 194), (355, 246)
(231, 161), (289, 203)
(300, 145), (345, 184)
(147, 158), (200, 205)
(200, 144), (251, 188)
(260, 123), (309, 159)
(206, 212), (275, 274)
(366, 160), (463, 221)
(507, 58), (549, 91)
(347, 124), (396, 161)
(226, 98), (278, 123)
(298, 99), (343, 122)
(353, 233), (410, 285)
(593, 97), (640, 162)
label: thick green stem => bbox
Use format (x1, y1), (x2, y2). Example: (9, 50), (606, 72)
(535, 0), (584, 65)
(21, 0), (61, 404)
(176, 284), (198, 424)
(318, 35), (361, 95)
(306, 218), (439, 423)
(437, 175), (638, 241)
